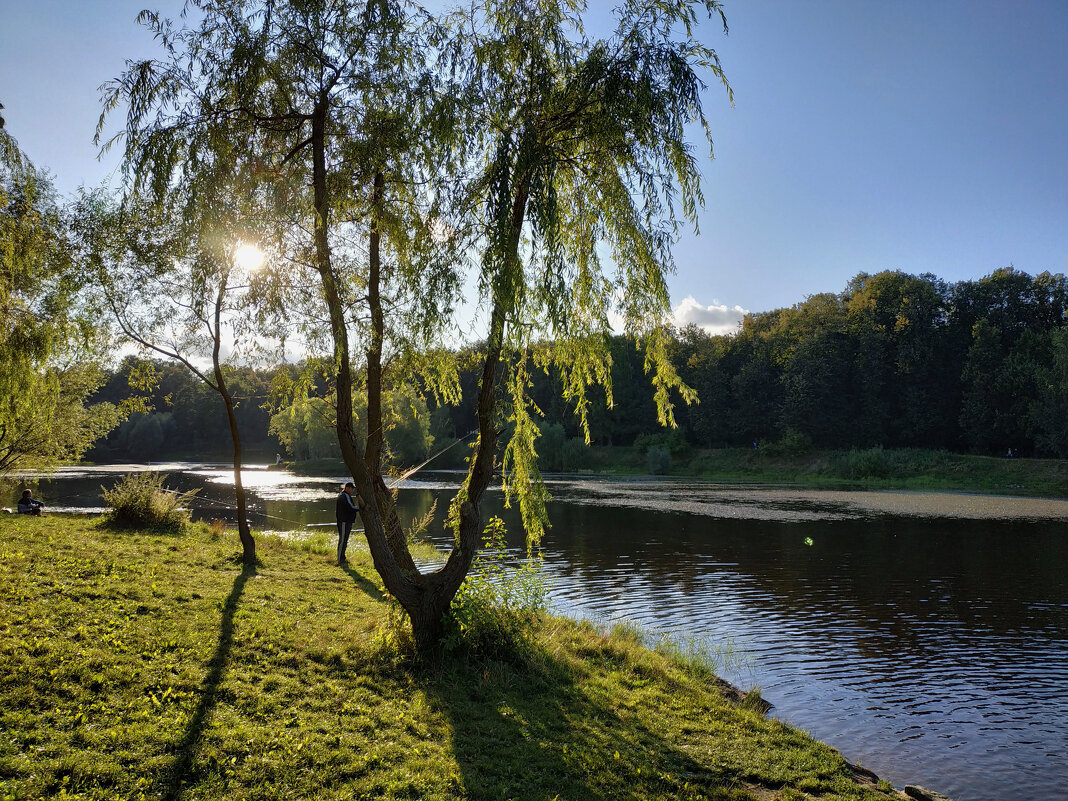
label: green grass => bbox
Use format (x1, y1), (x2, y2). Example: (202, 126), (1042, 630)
(0, 515), (903, 800)
(587, 445), (1068, 497)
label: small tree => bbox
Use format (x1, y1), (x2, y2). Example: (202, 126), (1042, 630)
(81, 191), (271, 564)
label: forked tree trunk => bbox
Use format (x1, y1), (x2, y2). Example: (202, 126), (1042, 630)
(309, 95), (528, 657)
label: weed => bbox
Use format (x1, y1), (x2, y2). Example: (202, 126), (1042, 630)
(100, 473), (197, 532)
(444, 516), (547, 662)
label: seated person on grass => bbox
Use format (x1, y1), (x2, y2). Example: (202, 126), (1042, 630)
(17, 490), (44, 516)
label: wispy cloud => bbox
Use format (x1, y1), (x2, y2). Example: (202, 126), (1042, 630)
(671, 296), (747, 335)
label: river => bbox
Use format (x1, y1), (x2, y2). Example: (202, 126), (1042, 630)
(16, 462), (1068, 801)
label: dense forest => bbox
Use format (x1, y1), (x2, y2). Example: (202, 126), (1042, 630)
(87, 266), (1068, 466)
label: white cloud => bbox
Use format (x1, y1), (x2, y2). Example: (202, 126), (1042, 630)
(672, 296), (748, 335)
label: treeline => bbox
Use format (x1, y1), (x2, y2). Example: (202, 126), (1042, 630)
(87, 361), (433, 464)
(666, 267), (1068, 457)
(88, 266), (1068, 466)
(87, 362), (281, 461)
(433, 267), (1068, 460)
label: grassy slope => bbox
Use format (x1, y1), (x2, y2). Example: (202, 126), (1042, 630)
(0, 515), (904, 801)
(587, 447), (1068, 498)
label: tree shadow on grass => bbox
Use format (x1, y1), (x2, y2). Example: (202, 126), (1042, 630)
(420, 645), (746, 801)
(341, 562), (382, 598)
(159, 562), (256, 801)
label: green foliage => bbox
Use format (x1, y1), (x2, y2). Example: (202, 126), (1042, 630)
(91, 357), (281, 461)
(537, 422), (593, 473)
(100, 473), (197, 531)
(445, 517), (546, 661)
(269, 395), (340, 462)
(664, 268), (1068, 458)
(269, 384), (433, 467)
(632, 430), (690, 473)
(1031, 328), (1068, 456)
(634, 428), (691, 457)
(645, 445), (672, 475)
(0, 135), (116, 474)
(761, 428), (813, 458)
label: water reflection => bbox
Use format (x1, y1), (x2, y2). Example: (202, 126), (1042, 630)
(20, 465), (1068, 801)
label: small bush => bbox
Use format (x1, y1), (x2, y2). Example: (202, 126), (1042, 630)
(445, 517), (546, 661)
(646, 445), (672, 475)
(100, 473), (197, 532)
(561, 436), (591, 472)
(634, 429), (690, 457)
(761, 428), (812, 457)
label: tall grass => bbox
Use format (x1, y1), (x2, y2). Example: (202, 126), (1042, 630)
(443, 517), (547, 661)
(826, 448), (956, 481)
(100, 473), (197, 532)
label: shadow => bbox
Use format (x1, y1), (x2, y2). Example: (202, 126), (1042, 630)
(420, 644), (749, 800)
(98, 520), (187, 537)
(341, 562), (382, 598)
(159, 562), (256, 801)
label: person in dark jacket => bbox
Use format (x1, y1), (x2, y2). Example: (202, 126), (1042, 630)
(17, 490), (44, 515)
(335, 481), (360, 564)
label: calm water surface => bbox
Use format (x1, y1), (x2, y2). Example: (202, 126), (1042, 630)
(23, 464), (1068, 801)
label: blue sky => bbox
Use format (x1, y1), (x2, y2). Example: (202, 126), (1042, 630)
(3, 1), (1065, 333)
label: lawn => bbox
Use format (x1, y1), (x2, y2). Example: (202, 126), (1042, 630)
(0, 515), (905, 800)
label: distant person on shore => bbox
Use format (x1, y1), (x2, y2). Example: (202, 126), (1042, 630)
(335, 481), (360, 565)
(17, 490), (44, 515)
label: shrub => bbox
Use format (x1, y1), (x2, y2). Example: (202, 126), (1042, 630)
(761, 428), (812, 457)
(561, 436), (591, 471)
(646, 445), (672, 475)
(445, 517), (546, 661)
(633, 429), (689, 457)
(100, 473), (197, 532)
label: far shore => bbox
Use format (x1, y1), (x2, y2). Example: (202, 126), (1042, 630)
(275, 444), (1068, 502)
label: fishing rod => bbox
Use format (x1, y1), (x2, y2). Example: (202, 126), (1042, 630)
(386, 429), (478, 489)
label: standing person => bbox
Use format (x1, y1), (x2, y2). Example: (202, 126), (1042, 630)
(335, 481), (360, 565)
(17, 490), (44, 515)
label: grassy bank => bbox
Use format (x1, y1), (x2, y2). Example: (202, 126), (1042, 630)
(0, 515), (907, 801)
(579, 446), (1068, 498)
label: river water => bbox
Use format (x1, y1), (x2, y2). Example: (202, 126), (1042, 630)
(17, 463), (1068, 801)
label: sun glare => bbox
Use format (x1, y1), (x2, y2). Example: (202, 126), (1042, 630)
(234, 243), (265, 272)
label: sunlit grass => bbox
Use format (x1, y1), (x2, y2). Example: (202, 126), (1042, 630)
(0, 515), (903, 800)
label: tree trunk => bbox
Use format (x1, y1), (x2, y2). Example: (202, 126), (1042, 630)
(309, 94), (420, 605)
(213, 280), (255, 564)
(364, 170), (417, 573)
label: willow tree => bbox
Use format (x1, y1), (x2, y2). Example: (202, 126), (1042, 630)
(102, 0), (731, 655)
(1, 127), (117, 474)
